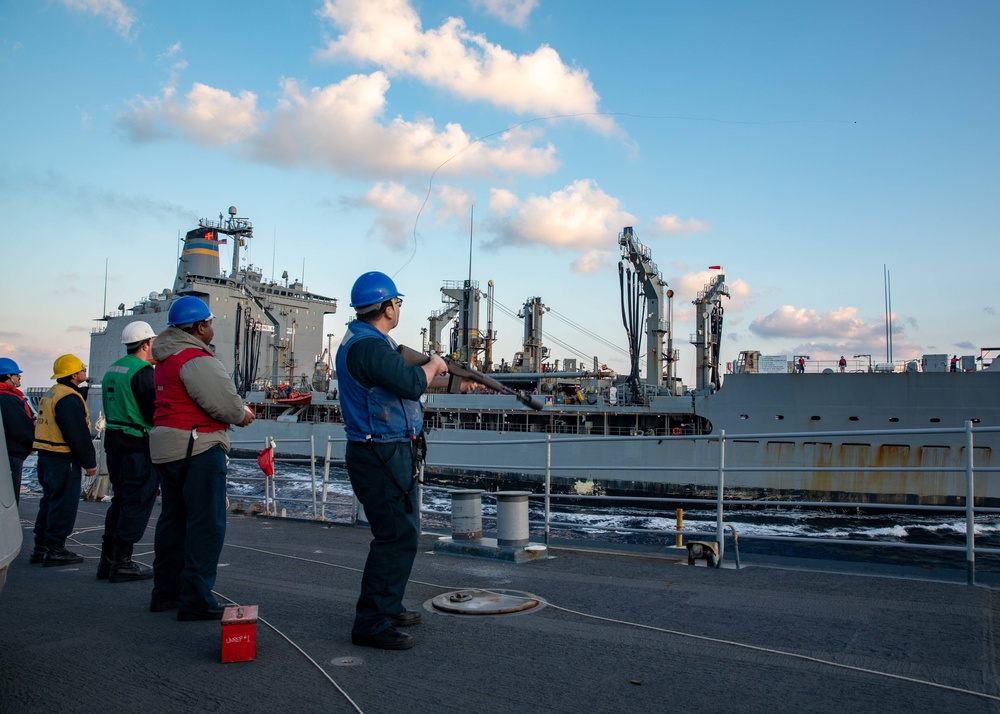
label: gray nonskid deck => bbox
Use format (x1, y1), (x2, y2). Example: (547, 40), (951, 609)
(1, 498), (998, 714)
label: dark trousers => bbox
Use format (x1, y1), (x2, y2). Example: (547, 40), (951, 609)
(32, 455), (82, 546)
(7, 455), (24, 506)
(151, 446), (227, 612)
(346, 440), (419, 637)
(102, 450), (159, 548)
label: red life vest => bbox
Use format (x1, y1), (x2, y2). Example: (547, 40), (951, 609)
(153, 347), (228, 433)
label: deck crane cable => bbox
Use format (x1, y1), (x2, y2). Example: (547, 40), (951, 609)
(490, 292), (637, 367)
(489, 296), (594, 365)
(546, 307), (631, 359)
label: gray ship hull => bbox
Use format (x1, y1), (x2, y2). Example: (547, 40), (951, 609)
(80, 210), (999, 510)
(233, 367), (1000, 507)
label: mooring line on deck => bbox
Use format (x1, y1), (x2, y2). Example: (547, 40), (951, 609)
(40, 516), (365, 713)
(227, 542), (1000, 705)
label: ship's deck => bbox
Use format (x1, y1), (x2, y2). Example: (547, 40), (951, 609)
(1, 497), (998, 713)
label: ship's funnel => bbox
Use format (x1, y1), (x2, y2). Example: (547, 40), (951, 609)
(174, 226), (223, 293)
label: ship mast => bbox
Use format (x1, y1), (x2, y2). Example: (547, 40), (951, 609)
(220, 206), (253, 278)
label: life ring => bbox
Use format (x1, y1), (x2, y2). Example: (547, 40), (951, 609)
(671, 427), (682, 436)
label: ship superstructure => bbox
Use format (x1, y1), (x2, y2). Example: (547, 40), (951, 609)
(88, 207), (337, 407)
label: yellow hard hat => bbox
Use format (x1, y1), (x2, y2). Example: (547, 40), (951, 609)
(52, 354), (86, 380)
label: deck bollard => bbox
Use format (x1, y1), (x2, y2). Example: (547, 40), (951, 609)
(495, 491), (531, 547)
(676, 508), (684, 547)
(450, 489), (485, 541)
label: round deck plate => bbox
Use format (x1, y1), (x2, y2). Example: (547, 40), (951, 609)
(430, 589), (543, 616)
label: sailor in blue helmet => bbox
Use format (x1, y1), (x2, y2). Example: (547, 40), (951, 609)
(336, 271), (470, 650)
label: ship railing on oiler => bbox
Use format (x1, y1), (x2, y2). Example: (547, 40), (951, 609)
(228, 422), (999, 586)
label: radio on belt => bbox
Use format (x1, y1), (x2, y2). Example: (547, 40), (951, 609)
(221, 605), (258, 663)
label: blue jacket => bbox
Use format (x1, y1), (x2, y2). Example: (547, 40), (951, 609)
(335, 321), (425, 443)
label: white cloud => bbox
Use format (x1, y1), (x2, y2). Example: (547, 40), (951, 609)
(486, 179), (636, 257)
(672, 270), (752, 317)
(749, 305), (885, 340)
(652, 213), (710, 235)
(360, 181), (422, 214)
(60, 0), (136, 39)
(572, 249), (615, 274)
(119, 72), (559, 179)
(122, 82), (261, 145)
(316, 0), (613, 132)
(471, 0), (538, 28)
(347, 182), (423, 247)
(433, 185), (474, 222)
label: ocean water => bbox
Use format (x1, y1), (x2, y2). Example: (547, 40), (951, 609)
(18, 456), (1000, 578)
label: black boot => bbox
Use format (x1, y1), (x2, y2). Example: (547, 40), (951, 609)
(97, 540), (113, 580)
(108, 541), (153, 583)
(44, 545), (84, 567)
(29, 543), (48, 564)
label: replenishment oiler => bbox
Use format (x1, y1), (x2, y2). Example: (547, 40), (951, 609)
(78, 208), (1000, 508)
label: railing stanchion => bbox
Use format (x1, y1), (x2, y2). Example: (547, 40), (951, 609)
(716, 430), (726, 562)
(965, 420), (976, 585)
(322, 436), (332, 521)
(545, 435), (551, 547)
(310, 435), (317, 520)
(263, 436), (272, 516)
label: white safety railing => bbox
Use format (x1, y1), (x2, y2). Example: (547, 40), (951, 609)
(423, 421), (1000, 585)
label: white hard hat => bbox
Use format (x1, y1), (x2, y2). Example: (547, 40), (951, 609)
(121, 321), (157, 345)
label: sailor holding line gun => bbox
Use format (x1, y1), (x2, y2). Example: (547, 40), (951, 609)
(337, 271), (484, 650)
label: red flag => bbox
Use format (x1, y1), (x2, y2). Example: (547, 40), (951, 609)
(708, 265), (721, 270)
(257, 445), (274, 476)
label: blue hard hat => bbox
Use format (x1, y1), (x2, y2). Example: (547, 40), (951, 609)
(0, 357), (22, 375)
(167, 296), (214, 326)
(349, 271), (403, 309)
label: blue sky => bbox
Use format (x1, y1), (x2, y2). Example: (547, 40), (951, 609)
(1, 0), (997, 388)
